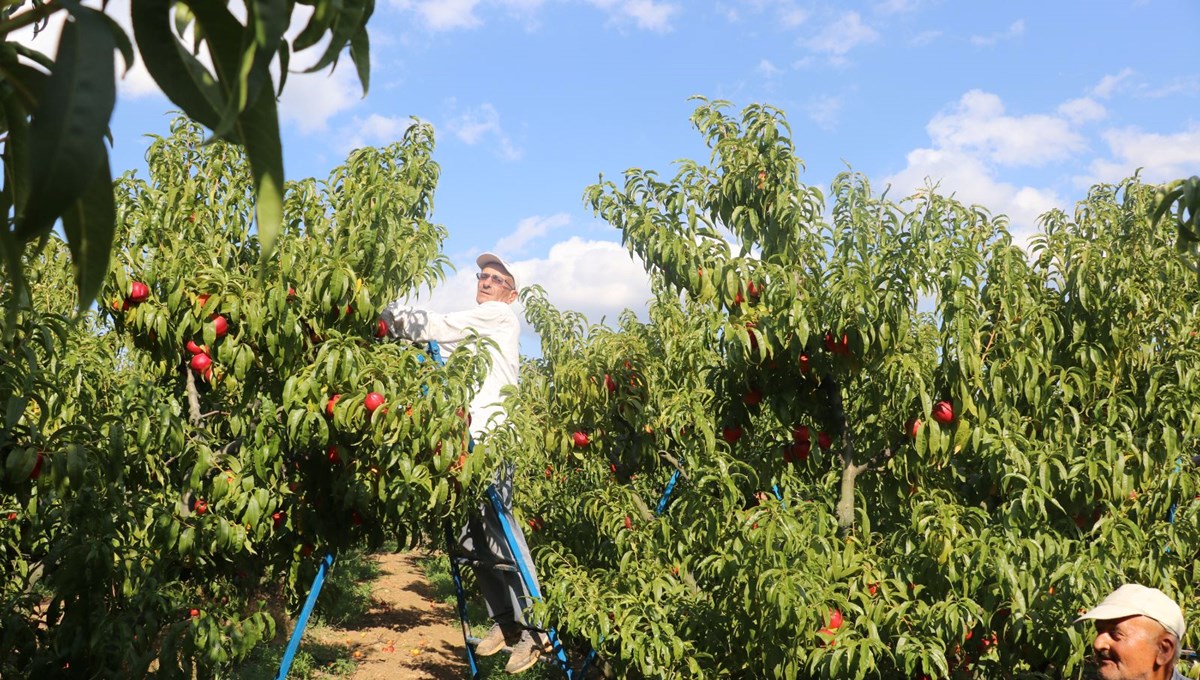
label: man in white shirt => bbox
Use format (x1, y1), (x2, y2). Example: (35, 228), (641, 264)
(381, 252), (546, 674)
(1076, 583), (1191, 680)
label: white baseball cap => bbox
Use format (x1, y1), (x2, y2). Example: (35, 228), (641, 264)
(476, 252), (517, 289)
(1075, 583), (1187, 639)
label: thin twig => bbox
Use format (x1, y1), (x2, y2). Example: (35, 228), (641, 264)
(0, 1), (62, 36)
(185, 369), (202, 426)
(659, 451), (690, 482)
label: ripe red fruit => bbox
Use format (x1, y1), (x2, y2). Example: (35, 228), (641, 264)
(189, 353), (212, 372)
(190, 609), (200, 618)
(287, 287), (297, 299)
(817, 431), (833, 450)
(301, 544), (314, 557)
(747, 328), (759, 353)
(326, 394), (341, 417)
(364, 392), (385, 413)
(527, 517), (543, 532)
(747, 281), (761, 299)
(197, 293), (210, 307)
(128, 281), (150, 304)
(545, 466), (554, 479)
(623, 516), (633, 531)
(867, 583), (878, 597)
(29, 451), (43, 480)
(7, 512), (16, 521)
(604, 374), (617, 393)
(194, 500), (208, 515)
(375, 318), (388, 338)
(733, 292), (744, 305)
(272, 512), (284, 528)
(907, 417), (922, 438)
(824, 332), (836, 352)
(792, 438), (811, 460)
(828, 609), (844, 630)
(186, 340), (204, 355)
(789, 440), (811, 461)
(792, 425), (810, 442)
(351, 511), (363, 526)
(572, 431), (590, 448)
(327, 445), (341, 464)
(931, 400), (955, 424)
(798, 353), (811, 374)
(722, 426), (743, 444)
(742, 389), (763, 406)
(210, 315), (229, 339)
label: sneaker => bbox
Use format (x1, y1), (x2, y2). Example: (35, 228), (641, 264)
(476, 623), (520, 657)
(504, 630), (545, 674)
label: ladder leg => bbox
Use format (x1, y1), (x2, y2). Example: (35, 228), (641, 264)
(276, 552), (335, 680)
(445, 520), (482, 679)
(485, 485), (576, 678)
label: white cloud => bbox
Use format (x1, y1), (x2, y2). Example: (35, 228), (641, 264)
(969, 19), (1025, 47)
(1135, 75), (1200, 99)
(884, 147), (1065, 250)
(926, 90), (1088, 167)
(803, 11), (879, 59)
(278, 65), (364, 134)
(724, 0), (806, 27)
(587, 0), (680, 32)
(1091, 68), (1134, 98)
(335, 114), (415, 154)
(780, 7), (808, 27)
(397, 239), (654, 355)
(12, 0), (160, 99)
(874, 0), (920, 14)
(494, 213), (572, 254)
(1057, 97), (1106, 125)
(805, 94), (842, 130)
(518, 237), (654, 325)
(910, 29), (941, 46)
(444, 103), (523, 161)
(758, 59), (782, 78)
(394, 0), (483, 30)
(1085, 124), (1200, 186)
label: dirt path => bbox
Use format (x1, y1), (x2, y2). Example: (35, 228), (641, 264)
(310, 552), (469, 680)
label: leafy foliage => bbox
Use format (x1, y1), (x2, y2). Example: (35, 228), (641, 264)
(497, 100), (1200, 679)
(1, 0), (375, 311)
(0, 118), (491, 677)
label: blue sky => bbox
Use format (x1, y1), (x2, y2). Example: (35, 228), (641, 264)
(17, 1), (1200, 350)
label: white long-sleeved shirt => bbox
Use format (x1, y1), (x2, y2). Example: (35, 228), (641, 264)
(381, 300), (520, 439)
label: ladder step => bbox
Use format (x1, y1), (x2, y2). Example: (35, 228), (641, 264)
(451, 555), (520, 572)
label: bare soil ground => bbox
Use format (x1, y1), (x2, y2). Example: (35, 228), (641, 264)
(308, 552), (468, 680)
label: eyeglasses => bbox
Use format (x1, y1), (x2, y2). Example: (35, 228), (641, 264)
(476, 272), (514, 289)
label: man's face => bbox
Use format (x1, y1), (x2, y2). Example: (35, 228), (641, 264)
(1092, 616), (1172, 680)
(476, 264), (517, 305)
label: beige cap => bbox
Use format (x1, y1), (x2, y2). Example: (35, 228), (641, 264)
(1076, 584), (1186, 639)
(476, 252), (517, 289)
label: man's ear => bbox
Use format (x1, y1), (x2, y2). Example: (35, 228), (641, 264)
(1154, 633), (1177, 667)
(503, 289), (519, 304)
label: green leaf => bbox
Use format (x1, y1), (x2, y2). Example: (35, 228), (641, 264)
(17, 4), (117, 242)
(300, 0), (372, 78)
(236, 81), (284, 269)
(59, 144), (116, 310)
(131, 0), (223, 129)
(348, 27), (369, 95)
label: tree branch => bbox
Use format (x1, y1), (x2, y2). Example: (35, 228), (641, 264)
(185, 369), (202, 426)
(0, 2), (63, 37)
(658, 451), (690, 483)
